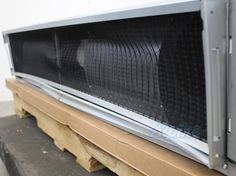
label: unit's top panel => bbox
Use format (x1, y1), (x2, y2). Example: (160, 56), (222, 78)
(3, 0), (200, 36)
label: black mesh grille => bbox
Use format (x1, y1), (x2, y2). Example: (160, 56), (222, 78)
(9, 12), (206, 141)
(10, 30), (59, 83)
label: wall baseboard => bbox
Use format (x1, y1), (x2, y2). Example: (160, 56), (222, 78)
(0, 101), (14, 118)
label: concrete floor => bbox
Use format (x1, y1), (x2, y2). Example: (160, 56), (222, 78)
(0, 101), (14, 176)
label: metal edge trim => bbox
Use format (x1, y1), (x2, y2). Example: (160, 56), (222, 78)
(15, 72), (209, 155)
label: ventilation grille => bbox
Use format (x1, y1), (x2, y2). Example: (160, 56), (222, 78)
(9, 12), (206, 141)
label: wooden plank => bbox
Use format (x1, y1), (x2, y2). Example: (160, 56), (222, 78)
(7, 79), (222, 176)
(13, 93), (144, 176)
(82, 139), (144, 176)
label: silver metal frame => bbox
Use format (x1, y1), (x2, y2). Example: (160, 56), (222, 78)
(3, 0), (235, 174)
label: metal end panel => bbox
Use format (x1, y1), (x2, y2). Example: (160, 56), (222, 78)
(201, 0), (227, 170)
(227, 0), (236, 164)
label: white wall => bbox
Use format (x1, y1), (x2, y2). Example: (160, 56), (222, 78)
(0, 0), (165, 101)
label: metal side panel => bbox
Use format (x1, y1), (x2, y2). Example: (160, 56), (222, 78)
(228, 0), (236, 164)
(201, 0), (227, 170)
(2, 0), (200, 35)
(3, 35), (14, 75)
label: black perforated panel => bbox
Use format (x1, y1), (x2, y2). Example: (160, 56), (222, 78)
(9, 12), (206, 141)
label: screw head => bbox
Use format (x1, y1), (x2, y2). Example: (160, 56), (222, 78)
(223, 164), (228, 169)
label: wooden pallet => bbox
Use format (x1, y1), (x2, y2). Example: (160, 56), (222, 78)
(7, 79), (222, 176)
(13, 93), (143, 176)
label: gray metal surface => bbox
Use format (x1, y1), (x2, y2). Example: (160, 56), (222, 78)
(227, 0), (236, 163)
(201, 0), (227, 170)
(3, 36), (14, 75)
